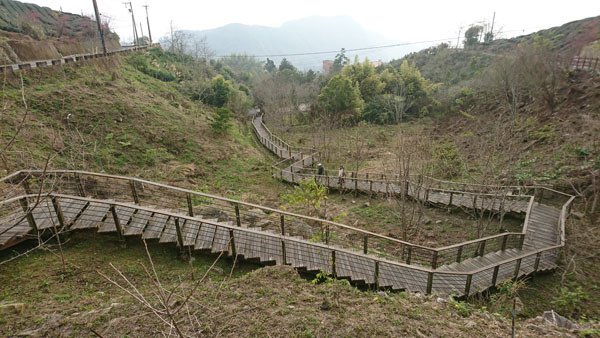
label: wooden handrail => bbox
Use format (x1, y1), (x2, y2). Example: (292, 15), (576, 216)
(4, 192), (567, 276)
(3, 169), (436, 251)
(521, 195), (536, 234)
(253, 113), (576, 275)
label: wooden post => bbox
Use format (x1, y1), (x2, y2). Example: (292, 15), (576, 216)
(22, 179), (32, 194)
(110, 205), (125, 241)
(325, 224), (330, 244)
(281, 239), (287, 265)
(235, 204), (242, 227)
(431, 251), (438, 269)
(229, 229), (237, 257)
(174, 218), (184, 248)
(363, 236), (368, 254)
(426, 272), (434, 294)
(405, 246), (412, 264)
(456, 246), (463, 263)
(491, 265), (500, 286)
(331, 250), (337, 277)
(501, 235), (508, 251)
(478, 239), (486, 257)
(513, 258), (522, 280)
(464, 274), (472, 296)
(519, 234), (526, 249)
(74, 173), (86, 196)
(533, 252), (542, 272)
(19, 197), (38, 231)
(129, 180), (140, 204)
(186, 194), (194, 217)
(374, 261), (380, 288)
(51, 197), (66, 230)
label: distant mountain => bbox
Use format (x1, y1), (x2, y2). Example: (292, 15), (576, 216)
(185, 16), (411, 70)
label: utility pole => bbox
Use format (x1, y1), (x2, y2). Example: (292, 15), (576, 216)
(139, 22), (144, 44)
(123, 2), (138, 45)
(143, 4), (152, 44)
(170, 20), (174, 52)
(489, 12), (496, 41)
(91, 0), (107, 55)
(456, 26), (463, 49)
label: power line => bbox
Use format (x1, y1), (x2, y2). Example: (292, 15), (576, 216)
(216, 37), (457, 58)
(212, 24), (551, 61)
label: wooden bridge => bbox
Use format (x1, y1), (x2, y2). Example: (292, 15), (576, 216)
(0, 115), (574, 297)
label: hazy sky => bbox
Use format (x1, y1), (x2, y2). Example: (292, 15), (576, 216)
(25, 0), (600, 48)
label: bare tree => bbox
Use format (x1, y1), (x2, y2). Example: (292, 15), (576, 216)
(191, 35), (215, 62)
(485, 54), (524, 125)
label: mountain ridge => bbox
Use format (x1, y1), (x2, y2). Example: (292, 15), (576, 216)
(183, 16), (409, 70)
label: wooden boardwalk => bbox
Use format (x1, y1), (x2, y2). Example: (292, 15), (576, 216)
(0, 117), (574, 297)
(251, 114), (574, 295)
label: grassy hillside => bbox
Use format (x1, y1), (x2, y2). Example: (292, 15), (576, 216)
(0, 232), (584, 337)
(0, 0), (121, 63)
(0, 0), (120, 42)
(398, 15), (600, 87)
(0, 48), (281, 202)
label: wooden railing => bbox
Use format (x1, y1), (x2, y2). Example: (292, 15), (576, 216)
(0, 44), (157, 73)
(571, 56), (600, 72)
(0, 115), (577, 296)
(252, 113), (576, 274)
(0, 191), (569, 296)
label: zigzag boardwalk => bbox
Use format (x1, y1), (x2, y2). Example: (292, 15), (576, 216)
(0, 117), (574, 297)
(251, 114), (575, 294)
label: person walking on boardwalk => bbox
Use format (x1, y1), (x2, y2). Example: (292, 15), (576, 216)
(315, 163), (325, 186)
(338, 166), (345, 186)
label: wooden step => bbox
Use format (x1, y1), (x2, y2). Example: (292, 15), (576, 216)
(182, 219), (202, 246)
(142, 213), (170, 239)
(71, 202), (110, 230)
(194, 220), (218, 250)
(124, 209), (153, 236)
(159, 217), (178, 244)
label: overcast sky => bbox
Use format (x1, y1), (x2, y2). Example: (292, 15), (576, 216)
(25, 0), (600, 48)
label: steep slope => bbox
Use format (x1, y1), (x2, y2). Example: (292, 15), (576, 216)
(0, 0), (120, 63)
(0, 49), (277, 200)
(0, 236), (580, 337)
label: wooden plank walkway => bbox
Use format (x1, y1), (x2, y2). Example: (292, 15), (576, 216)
(250, 114), (572, 295)
(0, 115), (574, 297)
